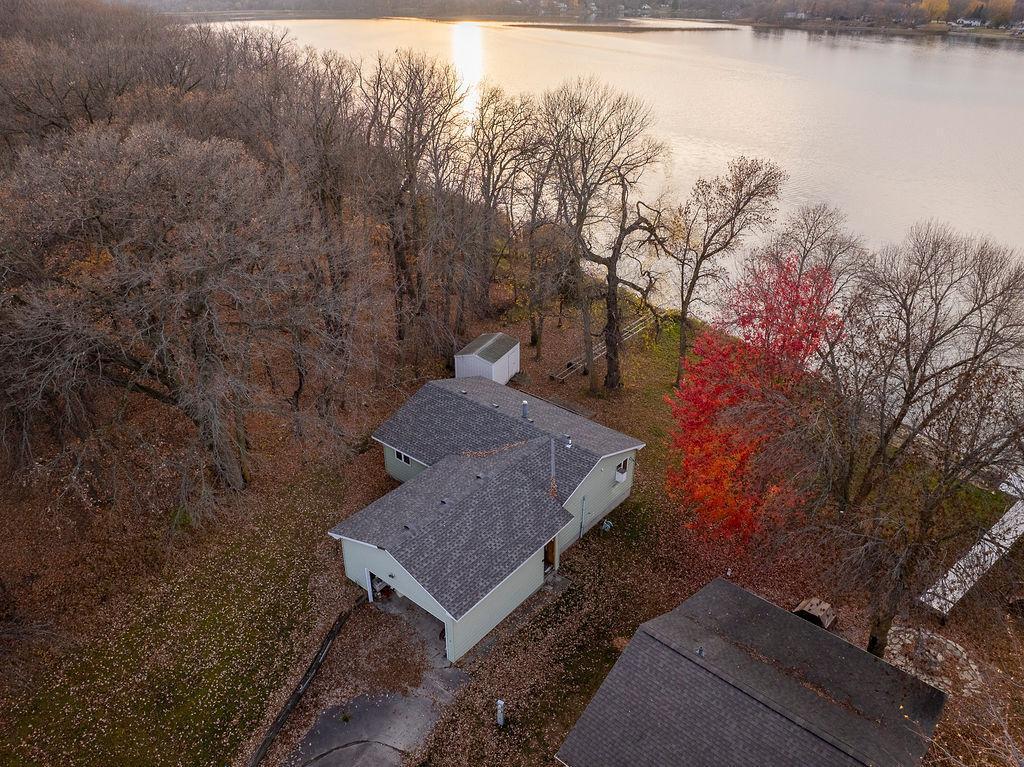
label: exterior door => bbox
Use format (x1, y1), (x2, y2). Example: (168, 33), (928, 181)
(544, 538), (557, 572)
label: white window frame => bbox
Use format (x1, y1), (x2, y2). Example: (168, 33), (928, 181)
(614, 457), (629, 483)
(395, 449), (412, 465)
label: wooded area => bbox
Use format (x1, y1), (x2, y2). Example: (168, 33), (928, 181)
(3, 2), (1024, 765)
(0, 0), (674, 521)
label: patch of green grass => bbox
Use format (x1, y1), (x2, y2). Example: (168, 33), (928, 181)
(950, 480), (1012, 530)
(609, 498), (657, 547)
(513, 595), (626, 762)
(1, 468), (345, 767)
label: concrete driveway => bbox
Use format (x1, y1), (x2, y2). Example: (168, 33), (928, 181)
(286, 596), (469, 767)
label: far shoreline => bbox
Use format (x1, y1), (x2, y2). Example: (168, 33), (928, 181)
(179, 11), (733, 32)
(178, 10), (1024, 45)
(751, 18), (1024, 43)
(502, 22), (737, 33)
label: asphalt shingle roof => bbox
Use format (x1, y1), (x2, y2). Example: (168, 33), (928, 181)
(557, 579), (946, 767)
(331, 439), (572, 618)
(456, 332), (519, 363)
(374, 377), (643, 503)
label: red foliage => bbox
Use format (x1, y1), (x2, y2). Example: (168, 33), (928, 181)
(666, 254), (841, 541)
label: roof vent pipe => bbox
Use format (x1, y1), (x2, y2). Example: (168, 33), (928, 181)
(522, 400), (529, 419)
(564, 434), (572, 449)
(548, 439), (559, 498)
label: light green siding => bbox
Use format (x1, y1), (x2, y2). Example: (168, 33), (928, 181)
(379, 443), (428, 483)
(340, 536), (550, 662)
(447, 547), (546, 661)
(339, 537), (451, 624)
(338, 443), (640, 663)
(556, 449), (637, 554)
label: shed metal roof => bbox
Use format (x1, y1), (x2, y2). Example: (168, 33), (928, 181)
(557, 579), (945, 767)
(455, 332), (519, 363)
(331, 439), (572, 619)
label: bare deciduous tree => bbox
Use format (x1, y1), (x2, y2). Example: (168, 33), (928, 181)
(468, 84), (538, 315)
(358, 50), (464, 344)
(707, 220), (1024, 658)
(542, 77), (664, 391)
(816, 223), (1024, 656)
(0, 124), (356, 518)
(664, 156), (785, 385)
(759, 203), (866, 299)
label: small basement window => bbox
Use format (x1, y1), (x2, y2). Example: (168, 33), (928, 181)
(614, 458), (629, 483)
(395, 450), (412, 465)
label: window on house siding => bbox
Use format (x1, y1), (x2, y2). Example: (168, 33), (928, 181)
(614, 457), (629, 482)
(395, 450), (412, 465)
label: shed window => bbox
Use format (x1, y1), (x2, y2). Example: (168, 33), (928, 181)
(395, 450), (412, 465)
(615, 458), (629, 482)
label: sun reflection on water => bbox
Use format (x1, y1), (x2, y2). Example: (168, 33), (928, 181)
(451, 22), (484, 118)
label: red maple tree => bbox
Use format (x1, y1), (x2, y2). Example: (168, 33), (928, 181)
(666, 253), (841, 541)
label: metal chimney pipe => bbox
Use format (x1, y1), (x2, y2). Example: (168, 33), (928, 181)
(564, 434), (572, 449)
(522, 399), (529, 419)
(548, 438), (559, 499)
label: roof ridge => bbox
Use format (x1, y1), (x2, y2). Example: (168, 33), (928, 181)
(640, 618), (896, 767)
(460, 436), (547, 459)
(430, 381), (605, 458)
(389, 445), (557, 555)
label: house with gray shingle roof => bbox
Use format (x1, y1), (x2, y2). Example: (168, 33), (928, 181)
(557, 579), (946, 767)
(329, 376), (644, 662)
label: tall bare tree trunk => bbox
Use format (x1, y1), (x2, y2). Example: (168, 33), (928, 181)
(866, 569), (905, 658)
(604, 276), (623, 389)
(675, 279), (691, 387)
(581, 294), (598, 394)
(233, 406), (251, 485)
(530, 311), (546, 360)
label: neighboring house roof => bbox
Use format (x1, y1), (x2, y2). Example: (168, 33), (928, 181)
(455, 332), (519, 363)
(557, 579), (946, 767)
(331, 439), (573, 619)
(374, 377), (644, 503)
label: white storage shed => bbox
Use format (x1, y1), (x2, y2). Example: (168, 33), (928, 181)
(454, 332), (520, 384)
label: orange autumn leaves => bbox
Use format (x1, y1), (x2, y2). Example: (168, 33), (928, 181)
(667, 254), (841, 541)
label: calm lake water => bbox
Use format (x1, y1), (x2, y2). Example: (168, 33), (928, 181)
(241, 17), (1024, 250)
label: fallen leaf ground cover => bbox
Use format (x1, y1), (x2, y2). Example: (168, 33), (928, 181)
(0, 465), (352, 767)
(1, 305), (1021, 767)
(409, 318), (837, 766)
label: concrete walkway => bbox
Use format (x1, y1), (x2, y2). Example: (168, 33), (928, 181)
(919, 478), (1024, 616)
(286, 596), (469, 767)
